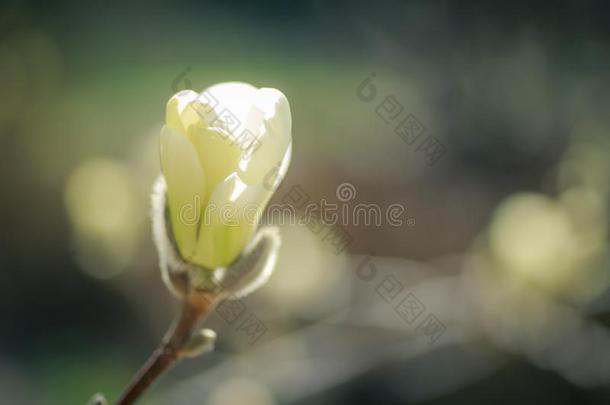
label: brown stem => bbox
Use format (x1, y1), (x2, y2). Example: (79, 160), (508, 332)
(115, 291), (219, 405)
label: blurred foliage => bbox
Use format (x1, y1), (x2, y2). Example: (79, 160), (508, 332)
(2, 1), (610, 404)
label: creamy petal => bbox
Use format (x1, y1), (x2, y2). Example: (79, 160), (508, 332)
(192, 173), (269, 269)
(203, 82), (258, 130)
(160, 126), (206, 261)
(256, 88), (292, 139)
(167, 89), (222, 135)
(166, 90), (200, 134)
(238, 88), (292, 185)
(187, 125), (243, 194)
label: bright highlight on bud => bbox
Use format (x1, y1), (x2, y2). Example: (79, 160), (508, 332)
(159, 82), (292, 270)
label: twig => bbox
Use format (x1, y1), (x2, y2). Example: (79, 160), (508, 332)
(115, 290), (219, 405)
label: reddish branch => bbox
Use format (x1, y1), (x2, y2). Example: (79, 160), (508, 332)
(115, 291), (219, 405)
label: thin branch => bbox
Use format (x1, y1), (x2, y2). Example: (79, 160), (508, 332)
(115, 291), (219, 405)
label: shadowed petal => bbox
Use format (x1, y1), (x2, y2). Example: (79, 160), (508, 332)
(160, 126), (206, 261)
(193, 173), (269, 269)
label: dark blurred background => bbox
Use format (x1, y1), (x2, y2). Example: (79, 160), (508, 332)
(2, 1), (610, 404)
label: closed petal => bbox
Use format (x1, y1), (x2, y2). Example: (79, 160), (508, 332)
(160, 126), (206, 261)
(192, 173), (269, 269)
(187, 125), (243, 193)
(166, 90), (200, 133)
(166, 89), (220, 135)
(238, 88), (292, 186)
(256, 88), (292, 139)
(203, 82), (258, 128)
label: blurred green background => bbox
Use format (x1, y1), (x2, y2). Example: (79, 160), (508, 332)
(3, 1), (610, 404)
